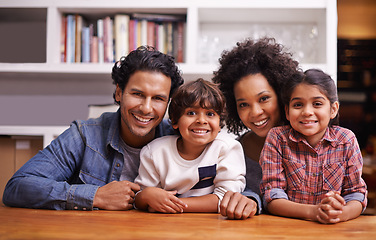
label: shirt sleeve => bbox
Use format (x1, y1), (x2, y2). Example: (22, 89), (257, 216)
(259, 129), (288, 206)
(2, 122), (99, 210)
(342, 134), (368, 209)
(242, 188), (263, 215)
(213, 137), (246, 201)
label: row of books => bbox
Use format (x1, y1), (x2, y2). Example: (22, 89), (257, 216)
(60, 13), (186, 64)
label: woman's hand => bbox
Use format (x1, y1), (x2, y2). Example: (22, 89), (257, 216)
(219, 191), (257, 220)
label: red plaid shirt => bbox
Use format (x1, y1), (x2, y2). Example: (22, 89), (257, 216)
(260, 125), (367, 208)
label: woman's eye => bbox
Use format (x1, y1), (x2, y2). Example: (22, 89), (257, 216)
(238, 102), (247, 108)
(260, 96), (270, 102)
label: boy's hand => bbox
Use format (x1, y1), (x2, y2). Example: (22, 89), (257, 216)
(140, 187), (188, 213)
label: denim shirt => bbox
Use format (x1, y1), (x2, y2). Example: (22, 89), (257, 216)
(2, 110), (174, 210)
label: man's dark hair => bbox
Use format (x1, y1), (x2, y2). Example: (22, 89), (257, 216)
(112, 46), (184, 104)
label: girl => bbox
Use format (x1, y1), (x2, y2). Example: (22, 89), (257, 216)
(260, 69), (367, 224)
(134, 78), (246, 213)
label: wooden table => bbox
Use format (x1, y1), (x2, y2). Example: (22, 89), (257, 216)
(1, 205), (375, 240)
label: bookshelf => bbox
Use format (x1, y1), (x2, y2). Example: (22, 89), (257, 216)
(0, 0), (337, 128)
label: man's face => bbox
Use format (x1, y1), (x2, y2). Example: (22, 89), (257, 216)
(115, 70), (171, 148)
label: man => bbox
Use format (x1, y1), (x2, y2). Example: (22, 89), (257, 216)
(2, 46), (184, 210)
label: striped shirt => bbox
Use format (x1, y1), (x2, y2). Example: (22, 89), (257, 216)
(260, 125), (367, 208)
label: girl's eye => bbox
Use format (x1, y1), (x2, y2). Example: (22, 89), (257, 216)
(187, 111), (196, 116)
(292, 102), (302, 108)
(313, 102), (323, 107)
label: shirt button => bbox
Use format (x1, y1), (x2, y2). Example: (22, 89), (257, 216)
(116, 163), (120, 167)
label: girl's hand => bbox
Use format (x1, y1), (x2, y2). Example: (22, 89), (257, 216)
(316, 191), (345, 224)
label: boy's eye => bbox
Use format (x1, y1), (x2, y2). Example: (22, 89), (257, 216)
(187, 111), (196, 116)
(207, 111), (216, 117)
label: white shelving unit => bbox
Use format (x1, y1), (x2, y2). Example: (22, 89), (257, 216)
(0, 0), (337, 144)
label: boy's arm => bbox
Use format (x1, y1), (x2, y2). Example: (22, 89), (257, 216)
(135, 187), (187, 213)
(180, 194), (219, 213)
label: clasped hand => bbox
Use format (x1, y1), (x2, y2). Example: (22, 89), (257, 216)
(316, 191), (345, 224)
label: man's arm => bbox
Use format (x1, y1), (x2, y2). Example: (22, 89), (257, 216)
(3, 124), (97, 210)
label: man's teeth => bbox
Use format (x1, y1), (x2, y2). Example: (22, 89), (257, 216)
(254, 119), (267, 126)
(134, 115), (152, 122)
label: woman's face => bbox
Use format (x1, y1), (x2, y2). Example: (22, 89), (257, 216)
(234, 73), (280, 138)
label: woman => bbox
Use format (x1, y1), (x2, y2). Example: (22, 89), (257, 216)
(212, 37), (300, 219)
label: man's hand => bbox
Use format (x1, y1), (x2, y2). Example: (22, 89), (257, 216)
(93, 181), (141, 210)
(220, 191), (257, 220)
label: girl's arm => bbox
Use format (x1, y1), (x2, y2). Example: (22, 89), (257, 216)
(180, 194), (219, 213)
(267, 198), (318, 221)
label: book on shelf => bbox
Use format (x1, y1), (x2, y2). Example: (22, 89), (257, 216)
(66, 14), (76, 63)
(81, 26), (90, 63)
(97, 18), (104, 63)
(103, 16), (114, 63)
(60, 15), (67, 63)
(75, 14), (83, 63)
(114, 14), (130, 61)
(130, 13), (186, 22)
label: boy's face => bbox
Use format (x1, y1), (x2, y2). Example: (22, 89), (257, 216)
(285, 83), (339, 147)
(173, 104), (220, 150)
(115, 70), (171, 147)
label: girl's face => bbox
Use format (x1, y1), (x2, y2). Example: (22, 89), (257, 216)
(285, 83), (339, 147)
(234, 73), (280, 138)
(173, 103), (220, 149)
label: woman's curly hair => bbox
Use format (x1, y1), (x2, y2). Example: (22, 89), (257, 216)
(212, 37), (300, 136)
(112, 46), (184, 104)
